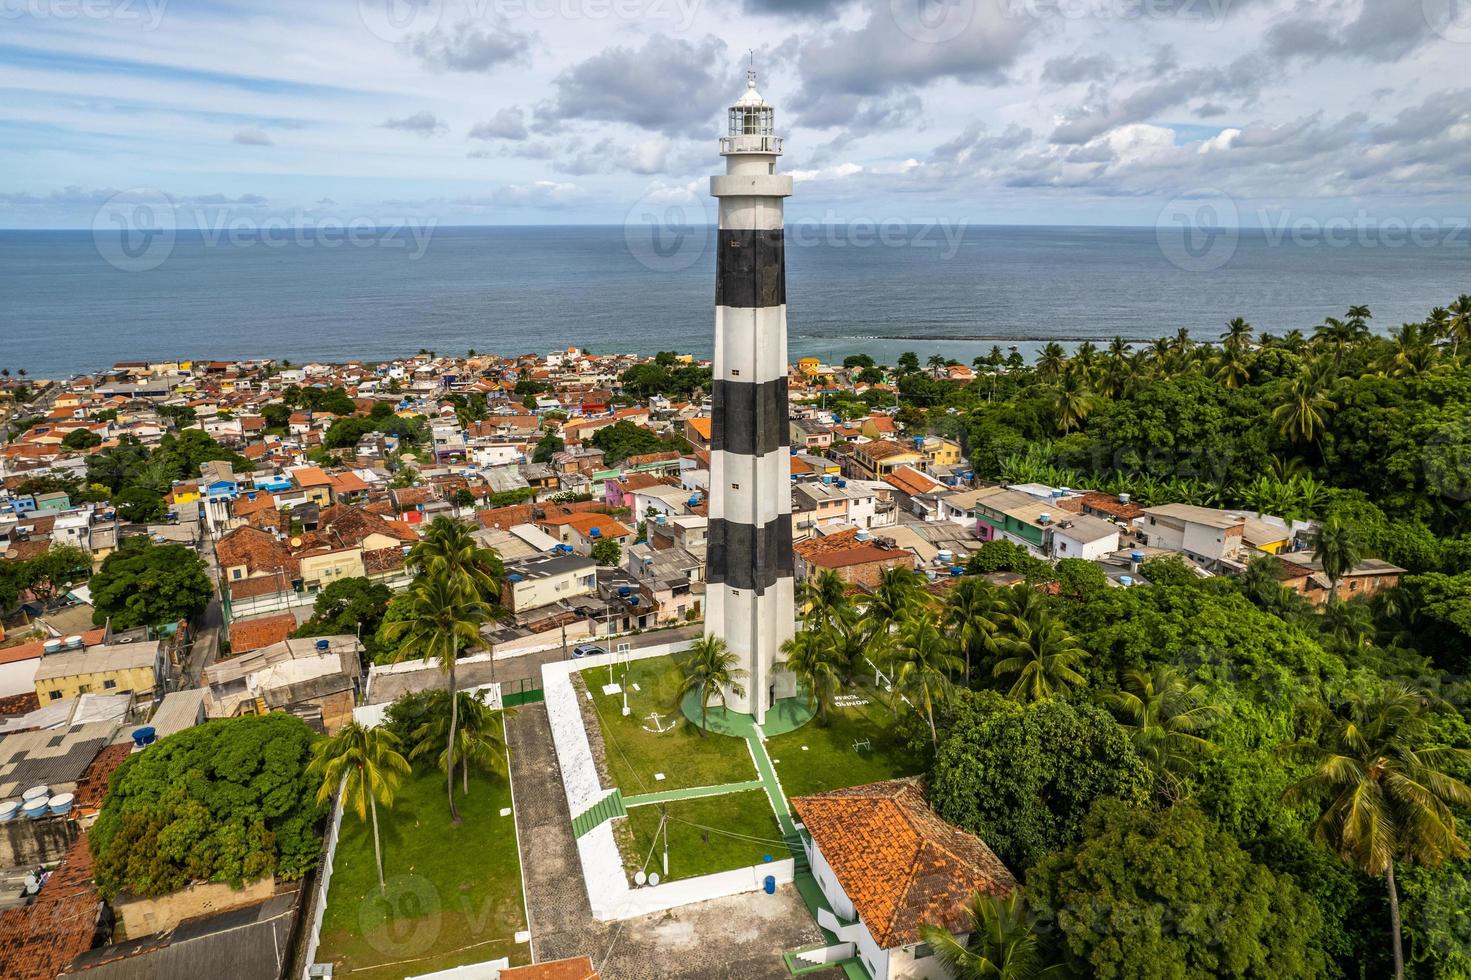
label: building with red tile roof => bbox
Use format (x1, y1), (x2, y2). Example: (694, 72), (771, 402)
(791, 778), (1016, 980)
(0, 833), (99, 980)
(228, 612), (299, 655)
(500, 957), (600, 980)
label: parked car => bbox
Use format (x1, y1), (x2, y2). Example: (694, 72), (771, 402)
(571, 643), (607, 658)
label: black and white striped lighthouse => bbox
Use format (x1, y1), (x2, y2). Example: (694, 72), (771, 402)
(705, 69), (796, 725)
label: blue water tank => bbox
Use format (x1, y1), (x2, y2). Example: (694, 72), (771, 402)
(315, 639), (330, 652)
(950, 565), (965, 576)
(131, 727), (157, 748)
(618, 586), (632, 597)
(763, 875), (776, 895)
(1130, 550), (1145, 563)
(589, 527), (602, 538)
(1120, 575), (1134, 587)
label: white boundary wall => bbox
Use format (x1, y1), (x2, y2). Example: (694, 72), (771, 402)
(540, 642), (796, 922)
(301, 778), (347, 979)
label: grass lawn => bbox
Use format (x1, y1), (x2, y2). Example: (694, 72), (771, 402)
(621, 791), (785, 883)
(316, 750), (527, 980)
(583, 655), (758, 794)
(766, 691), (927, 799)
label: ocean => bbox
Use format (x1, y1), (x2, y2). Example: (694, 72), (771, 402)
(1, 224), (1467, 378)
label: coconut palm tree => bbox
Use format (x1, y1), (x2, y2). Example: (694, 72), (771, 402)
(309, 722), (411, 895)
(1051, 369), (1098, 434)
(928, 354), (949, 379)
(1273, 372), (1336, 446)
(1285, 684), (1471, 980)
(886, 611), (961, 746)
(1106, 666), (1220, 802)
(1445, 294), (1471, 359)
(407, 515), (503, 603)
(1212, 346), (1253, 389)
(1034, 343), (1067, 384)
(778, 629), (845, 724)
(862, 566), (927, 644)
(411, 689), (506, 794)
(992, 589), (1088, 702)
(383, 574), (490, 823)
(1312, 516), (1361, 605)
(1221, 316), (1253, 352)
(919, 891), (1060, 979)
(943, 577), (1004, 685)
(677, 635), (748, 735)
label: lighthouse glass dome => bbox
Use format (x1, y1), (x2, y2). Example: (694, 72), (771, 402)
(728, 104), (774, 136)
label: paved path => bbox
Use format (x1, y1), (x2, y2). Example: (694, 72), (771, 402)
(505, 701), (833, 980)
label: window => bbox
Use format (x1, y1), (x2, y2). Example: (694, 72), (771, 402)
(731, 483), (740, 490)
(232, 568), (243, 580)
(77, 684), (90, 694)
(48, 690), (62, 701)
(730, 368), (740, 377)
(103, 679), (117, 690)
(914, 943), (935, 960)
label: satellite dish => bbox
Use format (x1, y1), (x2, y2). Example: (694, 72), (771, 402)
(647, 872), (660, 887)
(634, 870), (647, 886)
(290, 536), (303, 547)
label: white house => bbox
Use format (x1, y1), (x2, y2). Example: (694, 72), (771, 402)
(791, 778), (1018, 980)
(1048, 513), (1120, 561)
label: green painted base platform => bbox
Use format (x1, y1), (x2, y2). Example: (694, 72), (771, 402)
(679, 690), (817, 737)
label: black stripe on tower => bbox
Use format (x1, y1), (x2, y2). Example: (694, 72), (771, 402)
(707, 517), (795, 594)
(710, 379), (790, 456)
(715, 228), (785, 308)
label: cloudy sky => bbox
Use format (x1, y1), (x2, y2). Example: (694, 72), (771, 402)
(2, 0), (1469, 228)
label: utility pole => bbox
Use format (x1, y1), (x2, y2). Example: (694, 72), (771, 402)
(661, 804), (669, 879)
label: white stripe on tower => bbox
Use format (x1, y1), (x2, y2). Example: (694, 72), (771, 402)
(706, 68), (796, 725)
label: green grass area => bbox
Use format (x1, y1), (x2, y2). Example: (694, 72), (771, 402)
(316, 746), (527, 980)
(583, 655), (758, 794)
(766, 691), (927, 799)
(622, 791), (786, 883)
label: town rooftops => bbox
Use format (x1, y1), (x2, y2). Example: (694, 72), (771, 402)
(808, 544), (909, 570)
(1143, 503), (1245, 529)
(792, 778), (1017, 949)
(32, 641), (161, 683)
(228, 612), (299, 655)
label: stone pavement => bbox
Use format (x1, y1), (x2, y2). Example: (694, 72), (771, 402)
(505, 702), (836, 979)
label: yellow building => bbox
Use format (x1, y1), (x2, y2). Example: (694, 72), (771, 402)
(797, 357), (821, 376)
(921, 437), (964, 467)
(34, 640), (164, 703)
(297, 546), (367, 591)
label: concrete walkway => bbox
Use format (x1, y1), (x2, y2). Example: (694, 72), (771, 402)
(505, 701), (834, 980)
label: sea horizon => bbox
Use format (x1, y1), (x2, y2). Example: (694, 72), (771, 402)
(3, 223), (1467, 379)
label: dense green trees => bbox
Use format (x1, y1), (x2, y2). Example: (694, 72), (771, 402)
(929, 691), (1151, 870)
(294, 576), (393, 641)
(590, 420), (674, 463)
(1028, 800), (1329, 978)
(89, 537), (212, 628)
(91, 714), (324, 899)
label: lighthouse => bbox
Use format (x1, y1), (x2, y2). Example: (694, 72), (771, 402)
(705, 68), (797, 725)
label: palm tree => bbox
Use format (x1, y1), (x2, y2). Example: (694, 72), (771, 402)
(886, 611), (961, 746)
(1321, 599), (1375, 652)
(800, 568), (850, 629)
(677, 635), (748, 735)
(1221, 316), (1253, 352)
(1273, 372), (1336, 446)
(927, 354), (948, 379)
(1034, 342), (1067, 384)
(919, 891), (1060, 979)
(1212, 346), (1252, 389)
(1285, 684), (1471, 980)
(778, 629), (844, 724)
(383, 574), (490, 823)
(862, 566), (927, 644)
(992, 589), (1088, 702)
(1051, 369), (1098, 434)
(1445, 294), (1471, 359)
(1312, 516), (1360, 605)
(408, 515), (503, 602)
(943, 577), (1003, 685)
(309, 723), (411, 895)
(1106, 666), (1220, 802)
(411, 689), (505, 794)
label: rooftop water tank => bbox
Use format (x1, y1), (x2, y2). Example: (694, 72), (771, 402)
(1038, 512), (1052, 525)
(937, 549), (953, 562)
(589, 527), (602, 538)
(43, 639), (63, 656)
(655, 515), (668, 525)
(618, 586), (632, 597)
(821, 475), (833, 485)
(21, 786), (49, 803)
(65, 635), (84, 650)
(856, 530), (871, 542)
(836, 479), (847, 488)
(0, 801), (19, 823)
(508, 574), (524, 583)
(47, 793), (74, 817)
(687, 496), (701, 507)
(131, 727), (156, 748)
(1120, 575), (1134, 587)
(1119, 492), (1131, 504)
(21, 798), (48, 820)
(1130, 550), (1145, 563)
